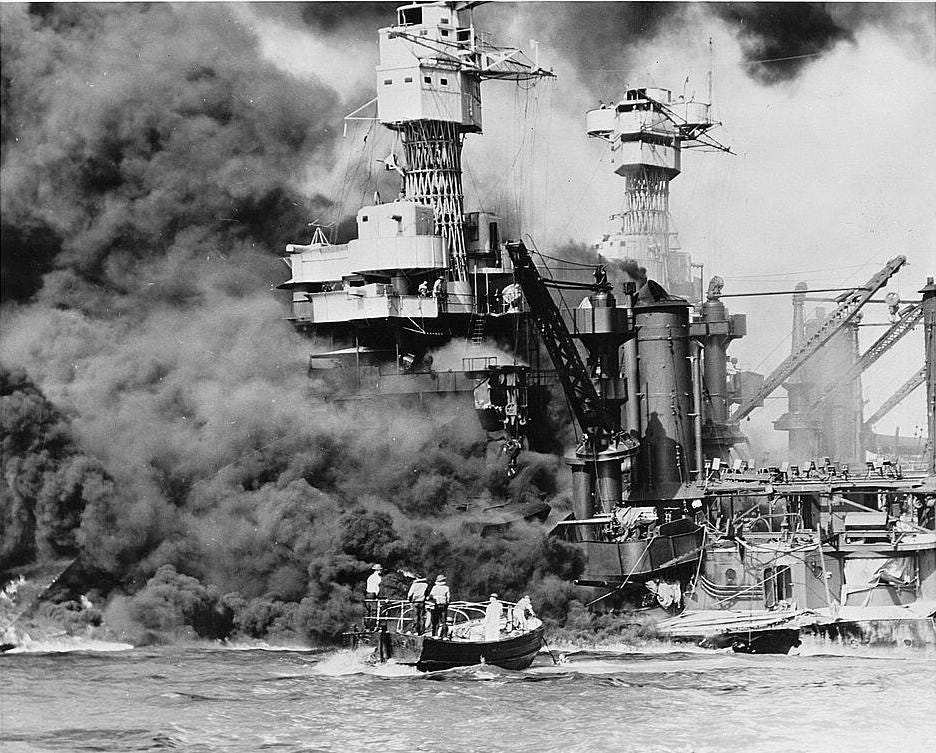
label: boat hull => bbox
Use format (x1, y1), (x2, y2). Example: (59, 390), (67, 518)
(369, 624), (546, 671)
(415, 624), (546, 671)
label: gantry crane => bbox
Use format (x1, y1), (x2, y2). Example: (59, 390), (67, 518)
(863, 367), (926, 431)
(801, 301), (923, 416)
(730, 256), (907, 424)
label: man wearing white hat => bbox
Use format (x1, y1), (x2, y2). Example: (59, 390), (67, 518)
(407, 575), (429, 635)
(429, 575), (451, 638)
(484, 593), (502, 641)
(365, 564), (383, 620)
(512, 595), (534, 631)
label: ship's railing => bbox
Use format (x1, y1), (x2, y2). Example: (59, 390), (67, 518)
(743, 512), (805, 534)
(361, 599), (522, 634)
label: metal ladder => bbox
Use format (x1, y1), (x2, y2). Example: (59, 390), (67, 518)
(469, 312), (487, 346)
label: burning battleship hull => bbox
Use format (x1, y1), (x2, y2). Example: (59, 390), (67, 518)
(502, 235), (936, 653)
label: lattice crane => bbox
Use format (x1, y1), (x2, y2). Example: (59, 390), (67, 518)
(863, 367), (926, 431)
(801, 301), (923, 416)
(730, 255), (907, 424)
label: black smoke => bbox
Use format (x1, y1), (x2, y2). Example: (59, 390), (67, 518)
(0, 3), (581, 644)
(0, 367), (115, 568)
(711, 3), (855, 84)
(0, 3), (336, 310)
(484, 2), (930, 91)
(3, 2), (929, 645)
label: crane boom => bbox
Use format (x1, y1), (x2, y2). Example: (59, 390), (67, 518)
(863, 367), (925, 430)
(730, 255), (907, 423)
(505, 240), (617, 441)
(801, 302), (923, 416)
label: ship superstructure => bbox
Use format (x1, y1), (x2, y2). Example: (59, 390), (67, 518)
(278, 2), (554, 450)
(586, 86), (727, 300)
(509, 237), (936, 650)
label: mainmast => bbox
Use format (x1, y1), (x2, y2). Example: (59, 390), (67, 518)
(586, 86), (728, 300)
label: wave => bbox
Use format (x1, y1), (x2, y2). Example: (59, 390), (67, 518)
(312, 647), (420, 677)
(5, 635), (134, 654)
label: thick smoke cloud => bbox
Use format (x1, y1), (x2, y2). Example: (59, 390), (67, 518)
(0, 3), (578, 643)
(0, 3), (336, 309)
(710, 3), (854, 84)
(2, 3), (933, 643)
(0, 368), (115, 567)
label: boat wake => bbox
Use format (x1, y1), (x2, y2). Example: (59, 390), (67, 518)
(4, 635), (134, 654)
(312, 648), (419, 677)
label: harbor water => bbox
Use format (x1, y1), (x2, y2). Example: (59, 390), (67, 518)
(1, 643), (934, 752)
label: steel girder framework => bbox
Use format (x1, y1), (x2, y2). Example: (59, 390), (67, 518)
(730, 255), (907, 423)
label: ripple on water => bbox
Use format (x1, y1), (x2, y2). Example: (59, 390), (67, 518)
(2, 646), (933, 753)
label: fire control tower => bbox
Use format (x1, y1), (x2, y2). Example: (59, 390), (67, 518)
(586, 86), (727, 300)
(373, 1), (551, 297)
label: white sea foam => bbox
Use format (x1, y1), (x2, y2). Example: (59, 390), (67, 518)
(220, 640), (315, 652)
(7, 635), (133, 654)
(312, 647), (419, 677)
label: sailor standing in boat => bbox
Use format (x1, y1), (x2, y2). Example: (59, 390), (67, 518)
(512, 595), (534, 631)
(407, 575), (428, 635)
(485, 594), (502, 641)
(429, 575), (451, 638)
(365, 564), (383, 620)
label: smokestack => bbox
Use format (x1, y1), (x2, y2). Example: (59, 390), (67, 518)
(775, 282), (821, 462)
(633, 299), (694, 496)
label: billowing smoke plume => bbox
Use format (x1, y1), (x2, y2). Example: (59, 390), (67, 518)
(2, 3), (933, 643)
(0, 3), (579, 644)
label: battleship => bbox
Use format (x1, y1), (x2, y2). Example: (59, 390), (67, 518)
(277, 0), (557, 467)
(273, 1), (934, 655)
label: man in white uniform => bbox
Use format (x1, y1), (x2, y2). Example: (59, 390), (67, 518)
(365, 564), (382, 620)
(407, 575), (428, 635)
(484, 593), (502, 641)
(429, 575), (451, 637)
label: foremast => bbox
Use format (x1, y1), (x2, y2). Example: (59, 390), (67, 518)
(375, 1), (552, 285)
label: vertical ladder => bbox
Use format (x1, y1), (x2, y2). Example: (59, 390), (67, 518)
(469, 313), (487, 346)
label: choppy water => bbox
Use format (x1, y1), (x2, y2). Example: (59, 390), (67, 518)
(1, 642), (934, 753)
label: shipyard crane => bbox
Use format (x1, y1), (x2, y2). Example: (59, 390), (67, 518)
(730, 255), (907, 424)
(801, 301), (924, 416)
(863, 367), (926, 431)
(505, 240), (636, 455)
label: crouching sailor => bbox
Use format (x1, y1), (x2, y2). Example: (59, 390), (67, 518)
(512, 595), (535, 631)
(408, 575), (428, 635)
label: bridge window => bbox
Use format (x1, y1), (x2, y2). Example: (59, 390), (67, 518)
(404, 76), (413, 83)
(383, 79), (392, 86)
(424, 76), (432, 84)
(399, 7), (422, 25)
(440, 77), (448, 86)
